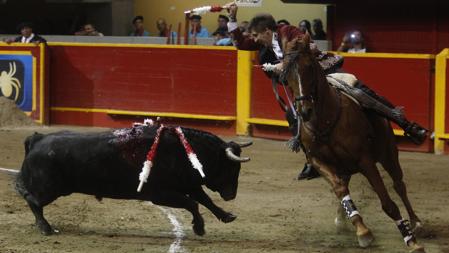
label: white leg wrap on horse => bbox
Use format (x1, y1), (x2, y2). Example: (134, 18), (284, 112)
(341, 195), (360, 218)
(396, 219), (415, 245)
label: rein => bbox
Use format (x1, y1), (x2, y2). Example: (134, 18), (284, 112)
(283, 49), (343, 143)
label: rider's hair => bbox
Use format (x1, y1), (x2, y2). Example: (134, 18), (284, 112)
(249, 13), (277, 33)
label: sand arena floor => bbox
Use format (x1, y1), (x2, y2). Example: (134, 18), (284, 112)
(0, 126), (448, 253)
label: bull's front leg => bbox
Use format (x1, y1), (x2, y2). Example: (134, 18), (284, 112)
(189, 187), (236, 223)
(150, 190), (205, 236)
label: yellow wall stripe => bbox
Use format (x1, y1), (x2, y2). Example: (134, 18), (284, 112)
(47, 42), (236, 51)
(333, 52), (435, 59)
(50, 107), (236, 121)
(236, 50), (254, 135)
(434, 48), (449, 154)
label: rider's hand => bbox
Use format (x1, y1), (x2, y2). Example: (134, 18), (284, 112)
(262, 63), (283, 73)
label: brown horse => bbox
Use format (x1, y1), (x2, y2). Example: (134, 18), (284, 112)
(282, 34), (426, 253)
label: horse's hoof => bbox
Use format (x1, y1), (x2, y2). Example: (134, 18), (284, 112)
(335, 217), (350, 232)
(409, 244), (425, 253)
(413, 222), (427, 238)
(357, 230), (374, 248)
(220, 213), (237, 223)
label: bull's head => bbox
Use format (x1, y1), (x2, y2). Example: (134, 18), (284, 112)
(208, 141), (252, 201)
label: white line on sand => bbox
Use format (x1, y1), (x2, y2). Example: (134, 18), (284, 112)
(0, 167), (19, 175)
(148, 203), (187, 253)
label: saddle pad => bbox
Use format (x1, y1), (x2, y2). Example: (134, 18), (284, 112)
(327, 73), (358, 87)
(326, 75), (360, 106)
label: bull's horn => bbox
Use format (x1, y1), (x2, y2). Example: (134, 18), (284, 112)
(225, 147), (250, 163)
(237, 141), (253, 148)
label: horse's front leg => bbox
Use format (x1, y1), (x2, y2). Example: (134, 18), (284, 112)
(312, 158), (374, 248)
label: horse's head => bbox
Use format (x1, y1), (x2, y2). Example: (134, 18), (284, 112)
(283, 33), (317, 122)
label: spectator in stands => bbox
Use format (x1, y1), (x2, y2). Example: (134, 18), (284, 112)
(312, 18), (326, 40)
(298, 19), (312, 35)
(212, 28), (232, 46)
(239, 21), (249, 35)
(277, 19), (290, 26)
(130, 15), (150, 36)
(75, 23), (104, 36)
(189, 15), (209, 38)
(337, 32), (352, 52)
(337, 30), (366, 53)
(4, 22), (46, 44)
(347, 30), (366, 53)
(156, 18), (177, 38)
(217, 14), (229, 30)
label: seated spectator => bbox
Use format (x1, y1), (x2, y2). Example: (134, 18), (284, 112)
(212, 28), (232, 46)
(347, 30), (366, 53)
(156, 18), (177, 38)
(217, 14), (229, 30)
(189, 15), (209, 38)
(277, 19), (290, 26)
(312, 18), (326, 40)
(298, 19), (312, 35)
(4, 22), (46, 44)
(239, 21), (249, 35)
(337, 31), (367, 53)
(75, 23), (104, 36)
(337, 32), (352, 52)
(130, 15), (150, 36)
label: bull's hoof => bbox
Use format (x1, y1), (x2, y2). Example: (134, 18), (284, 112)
(357, 230), (374, 248)
(193, 223), (205, 236)
(37, 223), (56, 236)
(220, 213), (237, 223)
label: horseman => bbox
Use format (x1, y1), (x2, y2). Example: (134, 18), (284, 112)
(224, 3), (427, 180)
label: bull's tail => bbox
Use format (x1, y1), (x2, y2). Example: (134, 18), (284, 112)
(15, 172), (40, 207)
(24, 132), (44, 156)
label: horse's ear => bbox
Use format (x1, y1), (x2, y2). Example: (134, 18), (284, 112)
(302, 32), (311, 47)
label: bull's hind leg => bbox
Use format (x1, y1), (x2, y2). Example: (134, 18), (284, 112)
(313, 160), (374, 248)
(360, 158), (425, 253)
(380, 152), (423, 234)
(16, 176), (56, 235)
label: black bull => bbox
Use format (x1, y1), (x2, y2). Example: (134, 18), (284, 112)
(15, 125), (251, 236)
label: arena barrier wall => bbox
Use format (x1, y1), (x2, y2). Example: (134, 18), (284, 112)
(47, 42), (238, 134)
(1, 42), (448, 153)
(0, 43), (49, 124)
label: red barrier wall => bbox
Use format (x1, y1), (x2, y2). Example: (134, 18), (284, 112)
(49, 45), (237, 132)
(249, 55), (434, 152)
(251, 68), (286, 121)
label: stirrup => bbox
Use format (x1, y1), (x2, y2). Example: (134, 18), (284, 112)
(287, 136), (301, 152)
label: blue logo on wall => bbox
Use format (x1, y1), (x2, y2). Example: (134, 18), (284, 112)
(0, 55), (33, 111)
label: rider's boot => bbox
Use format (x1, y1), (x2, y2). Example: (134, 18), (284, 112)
(353, 83), (428, 145)
(297, 163), (320, 180)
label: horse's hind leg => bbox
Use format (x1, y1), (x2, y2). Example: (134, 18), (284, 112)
(380, 152), (423, 233)
(360, 158), (425, 253)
